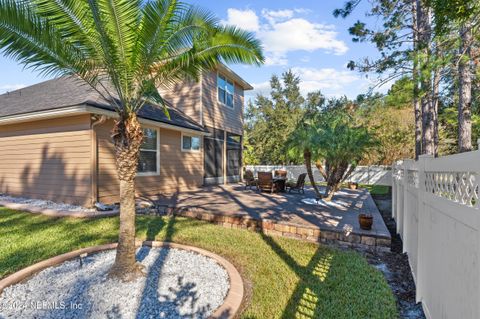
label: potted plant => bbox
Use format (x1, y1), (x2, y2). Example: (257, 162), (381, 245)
(358, 213), (373, 230)
(348, 181), (358, 190)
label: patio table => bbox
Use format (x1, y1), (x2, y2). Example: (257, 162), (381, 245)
(273, 177), (287, 192)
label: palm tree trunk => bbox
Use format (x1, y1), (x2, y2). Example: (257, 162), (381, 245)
(458, 22), (473, 153)
(109, 113), (145, 281)
(324, 163), (348, 201)
(304, 149), (322, 198)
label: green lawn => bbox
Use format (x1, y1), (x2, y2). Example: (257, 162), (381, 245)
(306, 182), (390, 196)
(361, 184), (390, 196)
(0, 208), (397, 318)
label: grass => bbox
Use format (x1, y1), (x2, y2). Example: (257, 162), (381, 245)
(305, 182), (390, 196)
(0, 208), (397, 318)
(361, 184), (390, 196)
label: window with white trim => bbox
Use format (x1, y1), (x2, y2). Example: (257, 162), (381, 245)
(182, 134), (201, 151)
(137, 128), (159, 174)
(217, 74), (234, 108)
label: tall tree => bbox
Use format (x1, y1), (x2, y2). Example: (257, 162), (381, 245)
(355, 81), (416, 164)
(412, 0), (422, 158)
(244, 71), (307, 165)
(0, 0), (263, 280)
(335, 0), (442, 156)
(313, 99), (375, 201)
(417, 0), (436, 155)
(458, 21), (473, 152)
(430, 0), (480, 152)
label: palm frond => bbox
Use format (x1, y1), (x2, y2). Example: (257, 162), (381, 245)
(33, 0), (95, 53)
(0, 0), (264, 116)
(0, 0), (89, 77)
(196, 24), (264, 66)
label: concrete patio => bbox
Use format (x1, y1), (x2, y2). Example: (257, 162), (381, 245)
(151, 184), (391, 250)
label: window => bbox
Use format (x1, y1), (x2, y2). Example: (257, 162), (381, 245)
(217, 74), (234, 108)
(182, 134), (201, 151)
(227, 132), (241, 144)
(137, 128), (159, 175)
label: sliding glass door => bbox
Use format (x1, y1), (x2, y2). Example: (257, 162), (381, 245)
(204, 127), (224, 185)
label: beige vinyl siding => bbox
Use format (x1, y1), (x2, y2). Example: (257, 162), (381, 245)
(202, 70), (244, 135)
(96, 119), (203, 204)
(0, 114), (92, 206)
(157, 79), (202, 124)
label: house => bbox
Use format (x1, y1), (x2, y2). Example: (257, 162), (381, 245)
(0, 64), (252, 206)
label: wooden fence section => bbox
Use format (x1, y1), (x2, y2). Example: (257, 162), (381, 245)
(392, 151), (480, 319)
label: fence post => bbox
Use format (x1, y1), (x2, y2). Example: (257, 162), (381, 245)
(415, 154), (433, 303)
(397, 162), (407, 238)
(392, 163), (396, 219)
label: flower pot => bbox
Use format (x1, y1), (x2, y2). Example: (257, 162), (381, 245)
(348, 182), (358, 190)
(358, 214), (373, 230)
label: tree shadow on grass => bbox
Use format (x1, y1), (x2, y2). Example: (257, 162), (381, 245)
(145, 217), (166, 241)
(259, 233), (332, 319)
(259, 232), (395, 318)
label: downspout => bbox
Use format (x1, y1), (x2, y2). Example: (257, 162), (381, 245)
(90, 115), (108, 207)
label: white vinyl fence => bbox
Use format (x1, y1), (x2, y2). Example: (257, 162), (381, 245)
(392, 151), (480, 319)
(245, 165), (392, 186)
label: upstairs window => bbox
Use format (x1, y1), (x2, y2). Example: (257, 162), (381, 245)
(217, 74), (234, 108)
(138, 128), (159, 175)
(182, 134), (201, 151)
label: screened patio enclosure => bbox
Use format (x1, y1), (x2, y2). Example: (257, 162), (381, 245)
(204, 126), (242, 185)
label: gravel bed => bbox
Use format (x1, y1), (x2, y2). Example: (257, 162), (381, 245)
(0, 194), (96, 213)
(0, 247), (230, 318)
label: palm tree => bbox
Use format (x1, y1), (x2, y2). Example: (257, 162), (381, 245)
(287, 119), (323, 199)
(0, 0), (263, 281)
(313, 110), (374, 201)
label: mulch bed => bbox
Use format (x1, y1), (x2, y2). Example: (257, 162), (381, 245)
(367, 191), (426, 319)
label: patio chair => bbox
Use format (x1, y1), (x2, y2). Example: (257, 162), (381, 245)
(244, 170), (258, 190)
(286, 173), (307, 194)
(274, 169), (288, 178)
(257, 171), (278, 193)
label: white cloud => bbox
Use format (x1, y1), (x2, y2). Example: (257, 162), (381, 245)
(259, 19), (348, 65)
(292, 67), (359, 92)
(222, 8), (348, 66)
(293, 8), (312, 15)
(0, 84), (26, 94)
(261, 9), (294, 24)
(246, 67), (365, 99)
(222, 8), (259, 32)
(246, 81), (270, 98)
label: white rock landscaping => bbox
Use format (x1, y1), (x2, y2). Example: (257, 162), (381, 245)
(0, 194), (96, 213)
(0, 247), (230, 319)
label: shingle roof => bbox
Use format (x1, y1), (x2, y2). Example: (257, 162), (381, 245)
(0, 76), (206, 132)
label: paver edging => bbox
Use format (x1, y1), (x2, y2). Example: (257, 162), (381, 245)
(0, 241), (244, 319)
(173, 209), (391, 250)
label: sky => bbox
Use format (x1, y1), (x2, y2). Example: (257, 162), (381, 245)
(0, 0), (389, 100)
